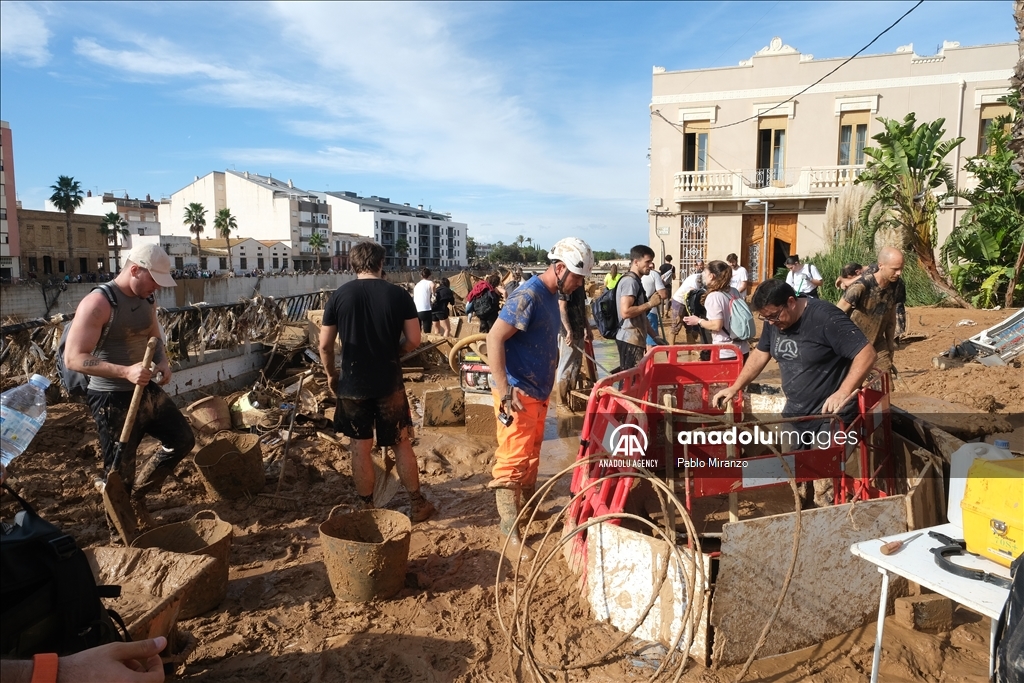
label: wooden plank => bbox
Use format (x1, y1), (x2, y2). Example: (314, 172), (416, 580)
(710, 496), (907, 666)
(586, 521), (711, 663)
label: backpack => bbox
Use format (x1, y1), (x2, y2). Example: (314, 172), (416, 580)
(592, 272), (640, 339)
(1, 484), (127, 658)
(472, 289), (498, 319)
(726, 294), (756, 342)
(56, 283), (118, 396)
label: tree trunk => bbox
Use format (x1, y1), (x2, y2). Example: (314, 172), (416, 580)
(1006, 237), (1024, 308)
(66, 212), (74, 275)
(916, 246), (974, 308)
(226, 238), (233, 274)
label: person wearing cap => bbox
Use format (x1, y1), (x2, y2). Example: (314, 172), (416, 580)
(486, 237), (594, 560)
(64, 243), (194, 532)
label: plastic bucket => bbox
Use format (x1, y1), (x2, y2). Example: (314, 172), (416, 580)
(319, 509), (411, 602)
(186, 396), (232, 434)
(131, 510), (233, 619)
(193, 432), (265, 500)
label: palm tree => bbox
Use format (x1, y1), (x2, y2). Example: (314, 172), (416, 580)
(308, 231), (327, 271)
(395, 238), (410, 268)
(214, 208), (238, 273)
(99, 211), (130, 273)
(515, 234), (525, 249)
(856, 113), (970, 307)
(183, 203), (208, 269)
(49, 176), (84, 275)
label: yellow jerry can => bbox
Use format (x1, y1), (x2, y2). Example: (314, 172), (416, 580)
(961, 457), (1024, 568)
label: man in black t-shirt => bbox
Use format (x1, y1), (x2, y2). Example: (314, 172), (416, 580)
(318, 241), (436, 523)
(712, 279), (875, 421)
(712, 280), (874, 508)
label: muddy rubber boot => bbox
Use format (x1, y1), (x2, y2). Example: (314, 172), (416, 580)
(409, 489), (436, 523)
(521, 485), (537, 514)
(495, 488), (535, 562)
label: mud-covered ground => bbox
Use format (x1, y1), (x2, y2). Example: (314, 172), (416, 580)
(1, 306), (1019, 682)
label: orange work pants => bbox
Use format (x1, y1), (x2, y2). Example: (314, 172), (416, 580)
(490, 390), (548, 489)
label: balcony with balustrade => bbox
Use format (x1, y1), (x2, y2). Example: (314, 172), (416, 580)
(673, 165), (866, 202)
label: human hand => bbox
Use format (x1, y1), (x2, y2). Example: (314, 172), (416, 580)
(584, 327), (593, 342)
(153, 359), (172, 386)
(712, 386), (739, 410)
(58, 637), (167, 682)
(327, 372), (340, 396)
(125, 362), (153, 386)
(822, 389), (855, 414)
(682, 315), (700, 327)
(647, 292), (663, 308)
(505, 386), (526, 412)
(563, 332), (574, 349)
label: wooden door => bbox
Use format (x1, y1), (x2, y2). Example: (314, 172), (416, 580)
(741, 213), (797, 292)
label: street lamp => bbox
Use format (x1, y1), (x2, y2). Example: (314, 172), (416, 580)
(745, 199), (774, 282)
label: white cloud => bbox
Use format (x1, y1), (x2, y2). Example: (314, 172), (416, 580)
(73, 37), (243, 80)
(1, 2), (52, 67)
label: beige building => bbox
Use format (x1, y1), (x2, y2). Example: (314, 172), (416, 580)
(648, 38), (1016, 289)
(17, 209), (110, 278)
(1, 121), (20, 281)
(158, 171), (331, 271)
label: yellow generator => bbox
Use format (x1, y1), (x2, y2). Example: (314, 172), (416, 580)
(961, 457), (1024, 567)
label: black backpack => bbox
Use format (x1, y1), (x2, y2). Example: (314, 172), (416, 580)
(472, 289), (498, 318)
(1, 484), (127, 657)
(592, 272), (640, 339)
(56, 283), (118, 397)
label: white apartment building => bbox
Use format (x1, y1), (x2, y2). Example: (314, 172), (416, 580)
(158, 171), (330, 271)
(318, 191), (468, 269)
(648, 38), (1016, 289)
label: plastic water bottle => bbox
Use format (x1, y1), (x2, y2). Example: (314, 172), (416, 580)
(947, 440), (1014, 529)
(0, 374), (51, 466)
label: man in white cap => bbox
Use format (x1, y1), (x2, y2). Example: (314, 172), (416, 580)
(486, 236), (594, 559)
(65, 243), (194, 531)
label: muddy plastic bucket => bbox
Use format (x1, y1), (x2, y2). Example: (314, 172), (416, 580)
(319, 509), (411, 602)
(193, 432), (265, 500)
(131, 510), (233, 619)
(186, 396), (232, 434)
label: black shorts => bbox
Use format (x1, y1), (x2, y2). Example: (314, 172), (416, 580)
(615, 340), (646, 371)
(333, 386), (414, 447)
(431, 309), (450, 322)
(417, 311), (433, 332)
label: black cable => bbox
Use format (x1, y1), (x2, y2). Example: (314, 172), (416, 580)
(653, 0), (925, 132)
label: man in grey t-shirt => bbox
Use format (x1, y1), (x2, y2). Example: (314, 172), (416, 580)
(615, 244), (661, 370)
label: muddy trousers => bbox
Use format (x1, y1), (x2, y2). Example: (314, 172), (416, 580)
(489, 390), (547, 491)
(87, 383), (195, 498)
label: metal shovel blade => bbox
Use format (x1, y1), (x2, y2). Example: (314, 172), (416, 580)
(101, 465), (137, 546)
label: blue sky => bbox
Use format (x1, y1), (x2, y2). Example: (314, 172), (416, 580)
(0, 1), (1015, 250)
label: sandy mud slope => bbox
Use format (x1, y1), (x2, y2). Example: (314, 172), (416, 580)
(1, 306), (1018, 682)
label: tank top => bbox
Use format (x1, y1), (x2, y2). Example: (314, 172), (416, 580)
(88, 283), (157, 392)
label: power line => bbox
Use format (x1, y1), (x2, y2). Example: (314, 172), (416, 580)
(653, 0), (925, 133)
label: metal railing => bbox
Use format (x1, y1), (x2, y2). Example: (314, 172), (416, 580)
(0, 290), (332, 382)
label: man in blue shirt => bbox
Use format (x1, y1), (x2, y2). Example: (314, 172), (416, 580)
(486, 237), (594, 559)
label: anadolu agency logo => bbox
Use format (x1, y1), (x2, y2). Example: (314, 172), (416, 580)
(600, 424), (659, 468)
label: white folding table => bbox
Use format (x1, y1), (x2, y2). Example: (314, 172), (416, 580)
(850, 523), (1011, 683)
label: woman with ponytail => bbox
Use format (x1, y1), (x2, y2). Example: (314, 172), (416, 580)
(683, 260), (749, 363)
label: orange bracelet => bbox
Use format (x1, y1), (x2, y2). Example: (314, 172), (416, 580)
(31, 653), (58, 683)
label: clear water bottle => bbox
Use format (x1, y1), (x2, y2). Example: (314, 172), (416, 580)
(1, 374), (51, 466)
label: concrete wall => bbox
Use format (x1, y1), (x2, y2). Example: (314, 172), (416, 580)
(0, 267), (473, 320)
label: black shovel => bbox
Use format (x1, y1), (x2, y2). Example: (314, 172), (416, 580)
(99, 337), (157, 545)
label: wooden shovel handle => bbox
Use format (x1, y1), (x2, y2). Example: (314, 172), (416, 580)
(118, 337), (158, 444)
